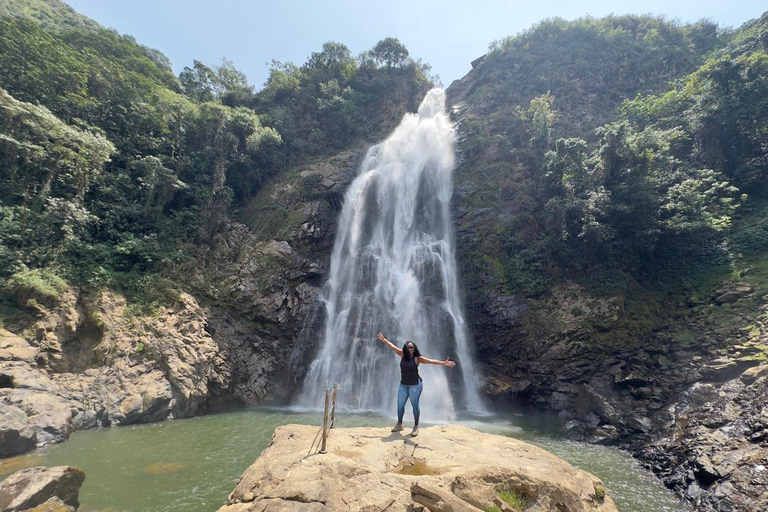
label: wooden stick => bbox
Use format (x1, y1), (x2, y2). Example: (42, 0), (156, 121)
(330, 384), (338, 429)
(320, 388), (330, 454)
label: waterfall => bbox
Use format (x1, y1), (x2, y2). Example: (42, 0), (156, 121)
(296, 88), (486, 420)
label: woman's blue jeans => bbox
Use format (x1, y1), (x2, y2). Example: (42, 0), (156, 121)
(397, 380), (423, 425)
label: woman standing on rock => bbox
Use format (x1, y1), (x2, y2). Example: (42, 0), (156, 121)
(376, 332), (456, 437)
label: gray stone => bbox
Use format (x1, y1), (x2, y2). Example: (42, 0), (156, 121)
(483, 376), (531, 395)
(0, 403), (37, 456)
(699, 358), (739, 381)
(549, 391), (573, 410)
(0, 466), (85, 512)
(740, 364), (768, 384)
(24, 497), (76, 512)
(590, 425), (620, 445)
(70, 409), (99, 431)
(575, 384), (619, 424)
(625, 413), (653, 433)
(714, 291), (747, 304)
(0, 330), (37, 363)
(4, 390), (74, 445)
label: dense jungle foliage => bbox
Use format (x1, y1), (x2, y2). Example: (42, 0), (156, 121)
(454, 13), (768, 296)
(0, 0), (433, 311)
(0, 0), (766, 316)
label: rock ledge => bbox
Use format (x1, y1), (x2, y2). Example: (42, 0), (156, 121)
(217, 424), (617, 512)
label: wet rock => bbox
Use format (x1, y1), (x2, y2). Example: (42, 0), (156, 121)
(483, 375), (531, 395)
(549, 391), (574, 411)
(565, 420), (620, 445)
(70, 410), (99, 431)
(574, 384), (619, 424)
(0, 466), (84, 511)
(639, 376), (768, 510)
(0, 403), (37, 456)
(624, 413), (652, 433)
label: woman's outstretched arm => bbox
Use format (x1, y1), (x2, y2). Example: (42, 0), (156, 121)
(377, 332), (403, 357)
(418, 356), (456, 367)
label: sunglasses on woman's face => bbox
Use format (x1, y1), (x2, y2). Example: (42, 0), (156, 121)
(406, 346), (414, 350)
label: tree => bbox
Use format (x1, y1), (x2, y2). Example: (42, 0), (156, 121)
(305, 42), (357, 82)
(179, 60), (217, 102)
(179, 58), (254, 106)
(371, 38), (409, 68)
(0, 88), (114, 269)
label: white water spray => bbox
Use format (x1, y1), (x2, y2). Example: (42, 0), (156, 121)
(296, 88), (486, 420)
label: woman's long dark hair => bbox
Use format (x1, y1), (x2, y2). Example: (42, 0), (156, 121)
(402, 340), (421, 360)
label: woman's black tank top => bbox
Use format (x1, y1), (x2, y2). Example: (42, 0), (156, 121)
(400, 356), (420, 385)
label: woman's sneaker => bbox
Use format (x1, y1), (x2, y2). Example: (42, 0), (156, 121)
(410, 425), (419, 437)
(391, 423), (404, 432)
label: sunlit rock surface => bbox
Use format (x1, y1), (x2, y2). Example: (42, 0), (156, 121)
(217, 424), (617, 512)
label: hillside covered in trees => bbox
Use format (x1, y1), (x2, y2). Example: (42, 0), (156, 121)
(1, 2), (768, 510)
(451, 13), (767, 296)
(0, 0), (433, 313)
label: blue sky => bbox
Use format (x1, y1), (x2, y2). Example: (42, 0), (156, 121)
(65, 0), (766, 89)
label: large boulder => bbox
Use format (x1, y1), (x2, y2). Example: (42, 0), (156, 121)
(0, 403), (37, 456)
(0, 466), (84, 511)
(3, 390), (75, 445)
(217, 424), (617, 512)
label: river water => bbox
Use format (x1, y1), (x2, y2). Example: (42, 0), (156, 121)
(0, 408), (691, 512)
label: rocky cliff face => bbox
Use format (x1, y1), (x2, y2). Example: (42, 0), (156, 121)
(443, 54), (768, 510)
(175, 149), (364, 387)
(0, 285), (283, 455)
(444, 232), (768, 511)
(0, 148), (364, 456)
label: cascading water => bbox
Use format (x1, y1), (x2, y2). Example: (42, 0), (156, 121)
(296, 88), (486, 420)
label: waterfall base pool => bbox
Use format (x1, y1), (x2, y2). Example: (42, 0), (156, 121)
(0, 408), (691, 512)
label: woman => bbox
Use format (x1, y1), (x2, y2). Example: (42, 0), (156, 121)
(376, 332), (456, 437)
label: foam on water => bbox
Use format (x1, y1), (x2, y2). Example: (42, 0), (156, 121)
(296, 89), (486, 420)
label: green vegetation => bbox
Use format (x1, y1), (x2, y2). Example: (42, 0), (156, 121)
(3, 268), (68, 302)
(1, 0), (767, 334)
(476, 15), (723, 138)
(0, 1), (432, 312)
(0, 0), (104, 33)
(254, 40), (434, 163)
(455, 13), (768, 300)
(487, 488), (528, 512)
(498, 488), (527, 510)
(594, 483), (606, 500)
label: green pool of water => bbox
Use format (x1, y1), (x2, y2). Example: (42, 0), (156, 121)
(0, 408), (690, 512)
